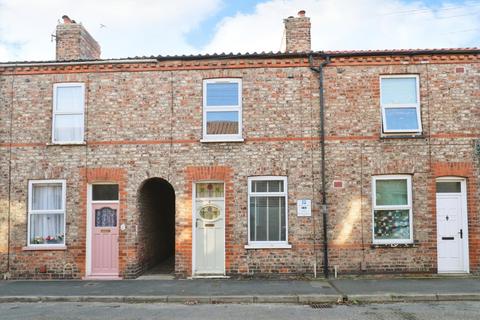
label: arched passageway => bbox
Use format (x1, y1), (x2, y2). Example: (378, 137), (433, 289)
(138, 177), (175, 275)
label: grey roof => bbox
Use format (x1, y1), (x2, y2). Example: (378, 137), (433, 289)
(0, 48), (478, 66)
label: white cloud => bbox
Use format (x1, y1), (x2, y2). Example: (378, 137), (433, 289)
(0, 0), (478, 62)
(203, 0), (480, 53)
(0, 0), (222, 61)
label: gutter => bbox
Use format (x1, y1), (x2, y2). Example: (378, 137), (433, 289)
(309, 54), (331, 278)
(1, 48), (477, 68)
(325, 48), (479, 57)
(0, 59), (158, 68)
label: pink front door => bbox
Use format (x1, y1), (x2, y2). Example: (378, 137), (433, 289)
(91, 203), (119, 276)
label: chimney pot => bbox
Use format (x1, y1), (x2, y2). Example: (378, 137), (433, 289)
(62, 15), (73, 24)
(298, 10), (306, 17)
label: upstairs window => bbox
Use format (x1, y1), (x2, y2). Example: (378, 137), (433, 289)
(52, 83), (85, 143)
(372, 175), (413, 244)
(380, 75), (421, 134)
(202, 79), (242, 142)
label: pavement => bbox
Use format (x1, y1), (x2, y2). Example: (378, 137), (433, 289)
(0, 277), (479, 304)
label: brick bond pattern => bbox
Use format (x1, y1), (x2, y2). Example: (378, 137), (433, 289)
(0, 54), (478, 279)
(56, 20), (100, 61)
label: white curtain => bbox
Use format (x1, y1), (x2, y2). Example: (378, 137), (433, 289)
(30, 214), (64, 244)
(56, 86), (83, 112)
(31, 184), (64, 244)
(32, 184), (62, 210)
(54, 114), (84, 142)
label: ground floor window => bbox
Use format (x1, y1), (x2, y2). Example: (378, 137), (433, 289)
(248, 176), (288, 246)
(372, 175), (413, 244)
(28, 180), (66, 246)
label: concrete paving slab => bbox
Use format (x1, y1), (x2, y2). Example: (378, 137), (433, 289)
(297, 294), (342, 304)
(436, 293), (480, 301)
(167, 296), (211, 304)
(390, 293), (438, 302)
(347, 294), (393, 303)
(210, 296), (255, 304)
(254, 295), (298, 303)
(331, 278), (480, 295)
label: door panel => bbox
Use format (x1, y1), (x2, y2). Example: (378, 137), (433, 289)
(436, 193), (467, 273)
(195, 197), (225, 275)
(91, 203), (119, 275)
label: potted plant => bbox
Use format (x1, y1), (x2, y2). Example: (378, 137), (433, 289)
(45, 235), (57, 244)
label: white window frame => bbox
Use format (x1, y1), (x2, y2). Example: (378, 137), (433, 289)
(372, 175), (413, 244)
(246, 176), (291, 249)
(201, 78), (243, 142)
(52, 83), (85, 144)
(27, 179), (67, 248)
(380, 75), (422, 134)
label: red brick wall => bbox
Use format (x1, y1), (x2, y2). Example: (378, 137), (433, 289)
(0, 53), (478, 278)
(56, 21), (101, 60)
(324, 60), (480, 275)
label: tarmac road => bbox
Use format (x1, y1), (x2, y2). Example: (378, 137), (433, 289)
(0, 301), (479, 320)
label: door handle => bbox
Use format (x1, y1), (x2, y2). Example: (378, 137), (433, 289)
(459, 229), (463, 239)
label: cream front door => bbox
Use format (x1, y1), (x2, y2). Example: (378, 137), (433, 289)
(194, 183), (225, 275)
(436, 179), (469, 273)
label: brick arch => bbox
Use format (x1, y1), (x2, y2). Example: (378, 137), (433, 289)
(430, 162), (480, 273)
(136, 177), (175, 275)
(176, 166), (234, 277)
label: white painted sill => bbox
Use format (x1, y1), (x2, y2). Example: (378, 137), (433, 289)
(372, 240), (414, 246)
(22, 245), (67, 251)
(47, 142), (86, 146)
(380, 132), (423, 139)
(244, 243), (292, 249)
(200, 138), (245, 143)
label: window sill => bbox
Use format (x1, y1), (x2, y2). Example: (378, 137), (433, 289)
(245, 243), (292, 249)
(46, 142), (86, 146)
(22, 245), (67, 251)
(371, 242), (417, 248)
(200, 138), (244, 143)
(380, 133), (424, 140)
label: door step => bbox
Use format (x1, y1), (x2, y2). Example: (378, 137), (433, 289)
(191, 274), (230, 279)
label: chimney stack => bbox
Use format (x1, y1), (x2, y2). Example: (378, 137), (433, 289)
(55, 15), (101, 61)
(284, 10), (311, 52)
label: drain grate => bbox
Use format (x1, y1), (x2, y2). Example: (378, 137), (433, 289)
(310, 304), (333, 309)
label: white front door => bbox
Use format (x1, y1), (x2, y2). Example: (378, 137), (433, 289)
(194, 182), (225, 275)
(436, 179), (469, 273)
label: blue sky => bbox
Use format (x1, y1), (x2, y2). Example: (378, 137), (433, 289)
(0, 0), (478, 61)
(187, 0), (478, 48)
(186, 0), (259, 48)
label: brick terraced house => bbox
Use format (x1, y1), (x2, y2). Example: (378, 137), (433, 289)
(0, 12), (479, 279)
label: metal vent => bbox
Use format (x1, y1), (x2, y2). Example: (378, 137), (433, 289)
(475, 139), (480, 157)
(310, 304), (333, 309)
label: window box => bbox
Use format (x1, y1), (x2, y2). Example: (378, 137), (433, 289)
(202, 79), (243, 142)
(380, 75), (422, 135)
(372, 175), (413, 244)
